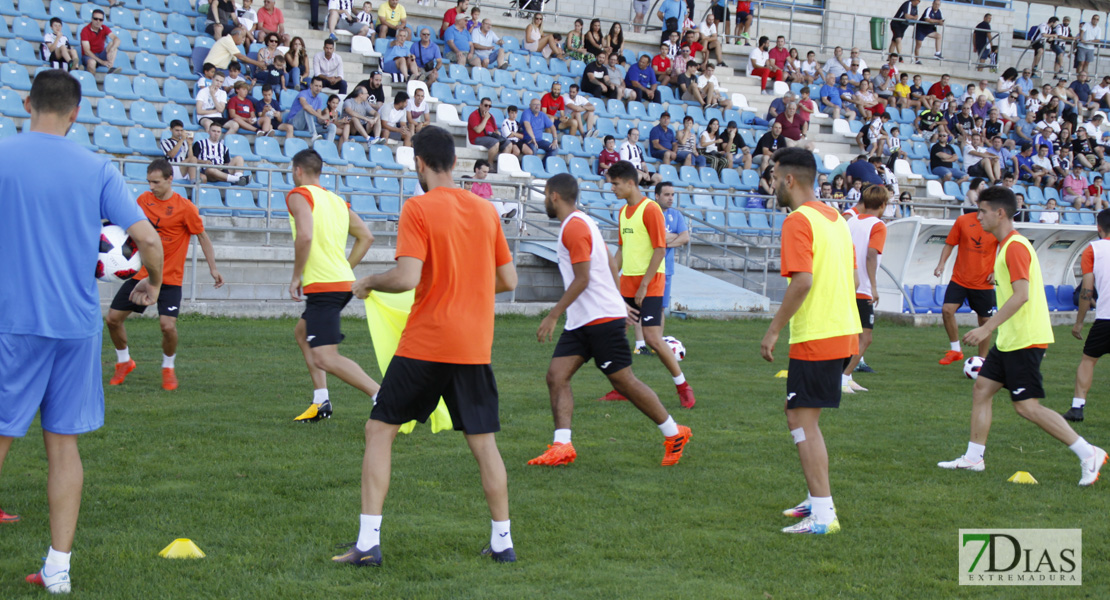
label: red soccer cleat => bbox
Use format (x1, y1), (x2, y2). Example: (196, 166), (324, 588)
(0, 507), (19, 523)
(598, 390), (628, 401)
(109, 359), (136, 385)
(527, 442), (577, 466)
(677, 382), (696, 409)
(938, 350), (964, 365)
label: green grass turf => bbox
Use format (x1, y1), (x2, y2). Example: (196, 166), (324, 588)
(1, 315), (1108, 598)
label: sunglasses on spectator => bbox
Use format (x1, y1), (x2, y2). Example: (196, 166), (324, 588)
(92, 17), (104, 21)
(481, 103), (491, 108)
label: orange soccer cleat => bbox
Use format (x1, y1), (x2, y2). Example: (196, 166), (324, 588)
(0, 507), (19, 523)
(662, 425), (692, 466)
(161, 368), (178, 391)
(527, 442), (577, 466)
(938, 350), (964, 365)
(108, 359), (136, 385)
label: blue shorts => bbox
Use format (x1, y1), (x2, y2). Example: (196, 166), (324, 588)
(0, 332), (105, 437)
(663, 273), (673, 310)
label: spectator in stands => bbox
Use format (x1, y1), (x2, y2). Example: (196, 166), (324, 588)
(987, 134), (1018, 175)
(633, 0), (651, 33)
(800, 51), (822, 86)
(818, 73), (846, 120)
(845, 61), (864, 86)
(321, 95), (349, 144)
(664, 30), (681, 59)
(471, 19), (507, 69)
(1039, 198), (1060, 223)
(649, 112), (678, 164)
(161, 120), (199, 183)
(759, 164), (776, 196)
(768, 35), (789, 73)
(1063, 164), (1094, 209)
(1073, 127), (1109, 173)
(889, 0), (919, 57)
(930, 132), (968, 183)
(444, 15), (479, 66)
(1090, 175), (1106, 202)
(205, 28), (267, 74)
(356, 2), (376, 37)
(524, 13), (565, 60)
(782, 48), (802, 84)
(382, 27), (416, 80)
(341, 86), (382, 146)
(379, 91), (413, 146)
(775, 102), (810, 149)
(565, 19), (592, 63)
(1013, 110), (1037, 145)
(852, 79), (885, 121)
(892, 73), (912, 108)
(652, 44), (674, 88)
(439, 0), (467, 38)
(700, 118), (730, 171)
(964, 132), (1000, 182)
(1051, 16), (1074, 74)
(226, 81), (270, 136)
(997, 67), (1018, 95)
(657, 0), (684, 44)
(522, 98), (558, 159)
(749, 36), (783, 95)
(355, 71), (387, 109)
(1053, 144), (1074, 178)
(675, 116), (707, 167)
(1029, 16), (1057, 76)
(564, 84), (598, 137)
(845, 154), (884, 187)
(467, 97), (503, 167)
(857, 111), (889, 155)
(915, 104), (944, 141)
(80, 9), (120, 73)
(913, 0), (945, 63)
(500, 105), (526, 157)
(542, 82), (578, 137)
(672, 44), (693, 81)
(581, 50), (614, 99)
(972, 13), (992, 69)
(194, 121), (249, 185)
(1071, 73), (1099, 117)
(754, 121), (785, 171)
(606, 53), (630, 96)
(997, 90), (1020, 124)
(205, 0), (237, 39)
(406, 87), (429, 133)
(257, 0), (291, 45)
(258, 33), (283, 70)
(718, 120), (752, 170)
(675, 60), (703, 105)
(971, 94), (992, 121)
(223, 62), (251, 94)
(626, 55), (660, 103)
(699, 13), (725, 66)
(195, 73), (228, 131)
(585, 19), (606, 57)
(377, 0), (407, 39)
(236, 0), (260, 44)
(848, 46), (869, 71)
(598, 135), (621, 176)
(42, 18), (79, 71)
(257, 84), (283, 130)
(823, 46), (848, 79)
(311, 38), (347, 93)
(329, 0), (371, 40)
(1014, 68), (1035, 97)
(279, 76), (330, 140)
(285, 37), (309, 89)
(607, 23), (625, 60)
(617, 128), (663, 186)
(410, 27), (442, 85)
(697, 63), (732, 109)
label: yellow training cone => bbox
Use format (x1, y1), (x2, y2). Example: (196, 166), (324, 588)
(774, 370), (789, 378)
(159, 538), (206, 559)
(1007, 471), (1038, 484)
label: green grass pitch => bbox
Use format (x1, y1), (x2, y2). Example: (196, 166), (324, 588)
(0, 315), (1106, 598)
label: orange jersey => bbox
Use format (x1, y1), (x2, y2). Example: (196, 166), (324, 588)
(946, 212), (997, 290)
(618, 198), (667, 297)
(780, 201), (859, 361)
(394, 187), (513, 365)
(135, 191), (204, 286)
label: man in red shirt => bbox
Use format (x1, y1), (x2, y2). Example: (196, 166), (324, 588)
(466, 98), (502, 170)
(440, 0), (468, 38)
(768, 35), (789, 71)
(541, 82), (578, 137)
(598, 135), (621, 176)
(934, 210), (998, 364)
(105, 159), (224, 391)
(256, 0), (291, 45)
(651, 43), (674, 87)
(226, 81), (269, 136)
(80, 9), (120, 73)
(927, 73), (951, 105)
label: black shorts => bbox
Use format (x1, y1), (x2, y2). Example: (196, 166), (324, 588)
(857, 298), (875, 330)
(735, 10), (750, 24)
(1083, 319), (1110, 358)
(711, 5), (728, 24)
(110, 279), (183, 318)
(370, 356), (500, 434)
(202, 116), (229, 127)
(786, 357), (843, 409)
(915, 26), (936, 41)
(553, 318), (632, 375)
(978, 345), (1046, 401)
(1031, 40), (1045, 51)
(891, 22), (908, 40)
(943, 282), (996, 318)
(300, 291), (352, 348)
(968, 162), (988, 178)
(624, 295), (664, 327)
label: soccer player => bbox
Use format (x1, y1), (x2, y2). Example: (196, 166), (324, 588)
(760, 147), (859, 535)
(0, 70), (164, 593)
(530, 174), (692, 467)
(287, 149), (379, 422)
(1065, 208), (1110, 422)
(105, 159), (224, 391)
(933, 210), (998, 365)
(632, 181), (689, 355)
(338, 126), (518, 566)
(599, 161), (697, 409)
(939, 187), (1107, 485)
(841, 185), (888, 393)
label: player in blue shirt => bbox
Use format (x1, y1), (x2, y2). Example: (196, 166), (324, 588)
(0, 70), (164, 594)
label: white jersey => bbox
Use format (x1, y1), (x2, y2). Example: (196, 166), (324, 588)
(557, 211), (627, 330)
(847, 213), (884, 299)
(1091, 239), (1110, 320)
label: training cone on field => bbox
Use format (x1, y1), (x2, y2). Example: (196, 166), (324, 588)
(774, 370), (789, 378)
(159, 538), (206, 559)
(1007, 471), (1039, 484)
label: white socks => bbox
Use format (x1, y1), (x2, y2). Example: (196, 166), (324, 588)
(658, 416), (679, 437)
(950, 341), (961, 352)
(1073, 397), (1086, 409)
(313, 389), (329, 405)
(1070, 437), (1095, 461)
(44, 546), (70, 576)
(810, 496), (836, 524)
(116, 348), (130, 363)
(635, 340), (646, 349)
(356, 514), (382, 551)
(672, 373), (686, 386)
(490, 519), (513, 552)
(227, 173), (241, 183)
(162, 354), (175, 368)
(553, 429), (571, 444)
(841, 374), (853, 386)
(965, 441), (986, 463)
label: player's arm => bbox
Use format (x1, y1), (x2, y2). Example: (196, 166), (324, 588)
(964, 278), (1028, 346)
(667, 230), (690, 248)
(355, 256), (423, 297)
(346, 208), (374, 268)
(613, 246), (623, 272)
(195, 230), (224, 288)
(1074, 272), (1095, 339)
(287, 191), (313, 301)
(127, 220), (164, 306)
(934, 243), (955, 277)
(495, 260), (518, 294)
(537, 259), (590, 342)
(760, 271), (812, 362)
(866, 247), (879, 305)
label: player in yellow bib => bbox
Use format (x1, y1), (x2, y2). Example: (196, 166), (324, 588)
(286, 149), (379, 422)
(938, 186), (1107, 486)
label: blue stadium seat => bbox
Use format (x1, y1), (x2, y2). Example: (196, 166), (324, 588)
(0, 16), (12, 39)
(747, 211), (772, 234)
(139, 10), (171, 34)
(78, 3), (103, 24)
(349, 193), (386, 220)
(342, 174), (379, 193)
(164, 79), (194, 104)
(279, 88), (298, 111)
(313, 140), (349, 166)
(49, 0), (83, 24)
(726, 210), (748, 234)
(522, 155), (551, 178)
(6, 38), (42, 66)
(123, 162), (148, 181)
(133, 52), (166, 77)
(720, 169), (744, 190)
(1025, 186), (1045, 205)
(167, 12), (196, 37)
(224, 134), (260, 161)
(129, 100), (166, 128)
(94, 125), (130, 154)
(911, 284), (939, 313)
(448, 64), (476, 85)
(109, 7), (141, 30)
(944, 181), (965, 201)
(113, 27), (140, 52)
(103, 74), (141, 101)
(514, 70), (536, 91)
(255, 137), (289, 163)
(1044, 187), (1061, 204)
(341, 142), (375, 168)
(165, 33), (192, 57)
(162, 103), (200, 130)
(133, 75), (167, 102)
(528, 55), (554, 75)
(0, 64), (30, 91)
(559, 135), (585, 157)
(699, 168), (730, 190)
(497, 88), (520, 108)
(127, 127), (163, 156)
(196, 187), (231, 216)
(137, 30), (171, 56)
(911, 160), (939, 181)
(76, 98), (99, 124)
(164, 54), (194, 80)
(472, 66), (494, 86)
(507, 53), (526, 74)
(0, 115), (16, 139)
(658, 164), (679, 183)
(377, 190), (400, 216)
(570, 156), (603, 181)
(1057, 285), (1077, 310)
(492, 69), (518, 90)
(284, 138), (309, 160)
(1062, 209), (1082, 225)
(1081, 209), (1096, 226)
(687, 106), (707, 126)
(18, 0), (48, 20)
(97, 98), (134, 126)
(1044, 285), (1062, 311)
(66, 124), (95, 150)
(226, 189), (262, 216)
(545, 156), (569, 177)
(0, 0), (16, 17)
(142, 0), (172, 13)
(370, 145), (403, 170)
(169, 0), (202, 15)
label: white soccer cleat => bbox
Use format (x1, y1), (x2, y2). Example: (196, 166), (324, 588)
(781, 515), (840, 534)
(938, 455), (985, 471)
(841, 385), (855, 394)
(1079, 447), (1108, 487)
(847, 380), (868, 392)
(26, 566), (71, 594)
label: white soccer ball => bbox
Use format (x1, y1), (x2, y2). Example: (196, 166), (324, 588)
(964, 356), (984, 380)
(663, 336), (685, 361)
(97, 224), (141, 283)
